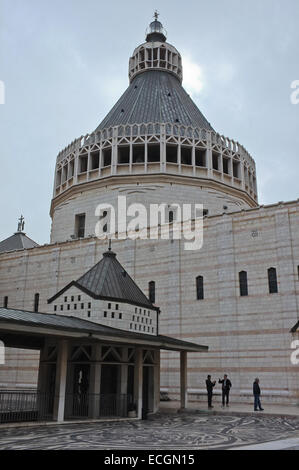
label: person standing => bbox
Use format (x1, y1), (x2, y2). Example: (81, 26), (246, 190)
(218, 374), (232, 407)
(206, 375), (216, 409)
(253, 378), (264, 411)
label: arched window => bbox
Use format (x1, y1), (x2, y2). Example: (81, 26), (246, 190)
(268, 267), (278, 294)
(196, 276), (204, 300)
(239, 271), (248, 297)
(34, 293), (40, 313)
(149, 281), (156, 304)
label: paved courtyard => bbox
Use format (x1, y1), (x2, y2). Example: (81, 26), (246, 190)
(0, 412), (299, 450)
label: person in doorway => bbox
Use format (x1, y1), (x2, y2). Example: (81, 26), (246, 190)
(253, 377), (264, 411)
(218, 374), (232, 407)
(206, 375), (216, 409)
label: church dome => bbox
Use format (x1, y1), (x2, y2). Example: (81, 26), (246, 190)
(50, 15), (258, 244)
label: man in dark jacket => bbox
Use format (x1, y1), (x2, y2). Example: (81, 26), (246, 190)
(218, 374), (232, 407)
(206, 375), (216, 409)
(253, 378), (264, 411)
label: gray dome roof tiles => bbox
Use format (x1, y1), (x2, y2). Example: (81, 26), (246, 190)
(96, 70), (213, 131)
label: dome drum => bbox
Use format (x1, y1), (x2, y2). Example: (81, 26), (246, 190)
(53, 122), (257, 203)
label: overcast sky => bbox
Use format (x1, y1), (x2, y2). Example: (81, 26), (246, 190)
(0, 0), (298, 244)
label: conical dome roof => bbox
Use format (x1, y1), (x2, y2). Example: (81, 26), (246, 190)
(96, 70), (213, 131)
(95, 16), (213, 132)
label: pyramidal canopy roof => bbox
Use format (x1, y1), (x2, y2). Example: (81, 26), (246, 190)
(95, 70), (214, 132)
(0, 232), (39, 254)
(48, 251), (157, 310)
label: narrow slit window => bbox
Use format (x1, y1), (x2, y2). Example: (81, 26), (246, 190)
(149, 281), (156, 304)
(196, 276), (204, 300)
(268, 267), (278, 294)
(239, 271), (248, 297)
(34, 293), (40, 313)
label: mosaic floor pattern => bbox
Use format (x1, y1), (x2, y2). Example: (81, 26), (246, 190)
(0, 412), (299, 450)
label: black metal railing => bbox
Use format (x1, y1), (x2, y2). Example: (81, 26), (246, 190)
(0, 391), (133, 423)
(64, 393), (132, 420)
(0, 390), (54, 424)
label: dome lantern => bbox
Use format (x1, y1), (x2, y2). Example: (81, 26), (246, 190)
(146, 11), (167, 43)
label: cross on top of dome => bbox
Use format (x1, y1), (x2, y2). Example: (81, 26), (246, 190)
(146, 11), (167, 42)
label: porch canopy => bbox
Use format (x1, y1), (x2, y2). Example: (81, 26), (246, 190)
(0, 308), (208, 422)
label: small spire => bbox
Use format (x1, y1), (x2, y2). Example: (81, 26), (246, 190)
(154, 10), (159, 21)
(17, 215), (25, 233)
(108, 238), (112, 251)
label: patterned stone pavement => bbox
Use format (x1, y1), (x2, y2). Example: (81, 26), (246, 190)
(0, 412), (299, 450)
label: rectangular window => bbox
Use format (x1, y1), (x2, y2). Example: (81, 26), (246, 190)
(233, 160), (240, 178)
(133, 145), (145, 163)
(104, 311), (107, 318)
(79, 154), (88, 173)
(195, 149), (206, 167)
(34, 293), (39, 313)
(196, 276), (204, 300)
(149, 281), (156, 303)
(147, 144), (160, 162)
(181, 146), (192, 165)
(268, 267), (278, 294)
(91, 151), (99, 169)
(3, 296), (8, 308)
(75, 214), (86, 238)
(212, 153), (219, 171)
(103, 148), (111, 167)
(239, 271), (248, 297)
(166, 145), (178, 163)
(118, 146), (130, 164)
(223, 157), (229, 174)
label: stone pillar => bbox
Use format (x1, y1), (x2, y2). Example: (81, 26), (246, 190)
(180, 351), (188, 410)
(206, 131), (213, 178)
(120, 348), (129, 416)
(53, 340), (69, 422)
(134, 348), (143, 419)
(88, 344), (101, 419)
(160, 124), (166, 172)
(153, 349), (160, 413)
(111, 127), (118, 175)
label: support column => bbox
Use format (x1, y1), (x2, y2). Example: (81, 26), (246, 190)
(120, 348), (129, 416)
(88, 344), (102, 418)
(53, 340), (68, 422)
(180, 351), (188, 410)
(134, 348), (143, 419)
(153, 350), (160, 413)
